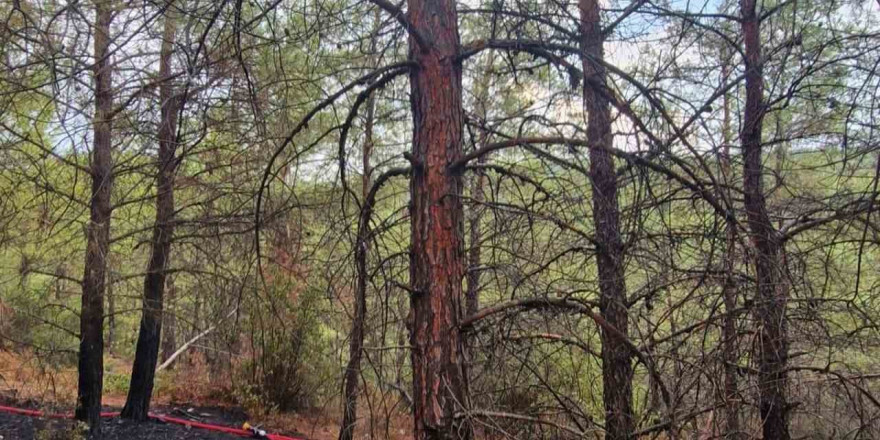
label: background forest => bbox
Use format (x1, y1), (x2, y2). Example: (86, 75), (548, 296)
(1, 0), (880, 438)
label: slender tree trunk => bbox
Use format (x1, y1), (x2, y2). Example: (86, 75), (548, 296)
(465, 53), (494, 318)
(579, 0), (633, 438)
(740, 0), (791, 438)
(75, 0), (113, 433)
(122, 6), (179, 421)
(719, 53), (743, 440)
(407, 0), (471, 436)
(464, 159), (485, 318)
(338, 27), (379, 439)
(338, 198), (371, 440)
(339, 177), (378, 440)
(362, 81), (375, 200)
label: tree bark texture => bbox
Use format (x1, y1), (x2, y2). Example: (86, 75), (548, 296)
(75, 0), (113, 433)
(406, 0), (472, 437)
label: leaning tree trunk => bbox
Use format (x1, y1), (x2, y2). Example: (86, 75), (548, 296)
(407, 0), (471, 437)
(579, 0), (633, 438)
(75, 1), (113, 434)
(338, 36), (379, 440)
(338, 171), (412, 440)
(338, 187), (372, 440)
(740, 0), (791, 438)
(122, 7), (180, 421)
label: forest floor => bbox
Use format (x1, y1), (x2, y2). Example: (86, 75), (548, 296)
(0, 409), (243, 440)
(0, 392), (313, 439)
(0, 396), (337, 439)
(0, 350), (411, 439)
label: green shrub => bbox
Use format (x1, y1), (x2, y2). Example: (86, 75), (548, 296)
(233, 284), (335, 413)
(103, 372), (130, 395)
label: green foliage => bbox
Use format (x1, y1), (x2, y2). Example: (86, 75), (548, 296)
(103, 372), (131, 396)
(233, 283), (336, 413)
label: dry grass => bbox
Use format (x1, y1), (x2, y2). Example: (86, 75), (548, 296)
(0, 349), (77, 409)
(251, 407), (412, 440)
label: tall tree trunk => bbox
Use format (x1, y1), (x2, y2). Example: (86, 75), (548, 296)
(407, 0), (471, 436)
(464, 53), (494, 318)
(579, 0), (633, 438)
(719, 53), (743, 440)
(339, 173), (376, 440)
(75, 0), (113, 433)
(740, 0), (791, 438)
(338, 24), (379, 439)
(338, 193), (371, 440)
(464, 159), (485, 317)
(122, 6), (179, 421)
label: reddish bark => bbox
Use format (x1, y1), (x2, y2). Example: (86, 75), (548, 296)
(740, 0), (791, 438)
(75, 1), (113, 433)
(579, 0), (633, 438)
(406, 0), (471, 436)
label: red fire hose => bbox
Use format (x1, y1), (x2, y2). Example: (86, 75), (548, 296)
(0, 405), (303, 440)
